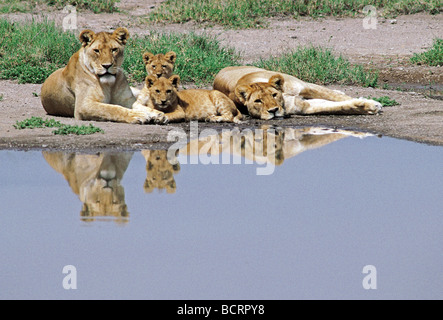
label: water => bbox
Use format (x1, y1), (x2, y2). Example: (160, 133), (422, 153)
(0, 127), (442, 300)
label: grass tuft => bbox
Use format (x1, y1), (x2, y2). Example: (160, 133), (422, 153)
(410, 38), (443, 67)
(367, 96), (399, 106)
(254, 46), (379, 87)
(14, 116), (104, 135)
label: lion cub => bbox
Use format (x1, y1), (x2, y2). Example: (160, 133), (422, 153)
(137, 75), (243, 124)
(143, 51), (177, 79)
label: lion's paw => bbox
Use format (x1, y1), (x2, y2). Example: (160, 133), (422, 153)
(128, 109), (153, 124)
(354, 98), (382, 115)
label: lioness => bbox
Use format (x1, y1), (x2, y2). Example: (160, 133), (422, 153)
(40, 28), (163, 124)
(134, 75), (243, 123)
(213, 66), (382, 120)
(43, 152), (132, 224)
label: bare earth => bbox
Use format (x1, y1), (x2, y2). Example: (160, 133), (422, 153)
(0, 0), (442, 151)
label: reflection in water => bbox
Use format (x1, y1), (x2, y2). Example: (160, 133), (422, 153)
(179, 126), (372, 169)
(141, 150), (180, 194)
(43, 126), (372, 222)
(43, 152), (133, 224)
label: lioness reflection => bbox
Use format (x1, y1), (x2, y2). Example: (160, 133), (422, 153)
(43, 126), (372, 222)
(178, 126), (372, 167)
(43, 152), (132, 224)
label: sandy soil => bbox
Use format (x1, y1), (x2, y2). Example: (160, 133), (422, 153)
(0, 0), (442, 151)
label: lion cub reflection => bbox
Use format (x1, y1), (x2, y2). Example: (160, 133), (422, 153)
(134, 75), (243, 124)
(141, 150), (180, 194)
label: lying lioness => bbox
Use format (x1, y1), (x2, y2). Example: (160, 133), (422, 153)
(134, 74), (243, 123)
(41, 28), (163, 124)
(213, 66), (382, 120)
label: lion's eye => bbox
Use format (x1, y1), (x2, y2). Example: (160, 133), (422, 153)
(166, 90), (172, 94)
(155, 89), (160, 93)
(162, 65), (167, 69)
(151, 66), (156, 69)
(111, 48), (118, 53)
(272, 93), (278, 98)
(93, 49), (100, 53)
(254, 99), (262, 104)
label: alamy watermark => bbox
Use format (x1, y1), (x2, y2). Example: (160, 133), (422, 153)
(167, 122), (277, 176)
(62, 265), (77, 290)
(362, 265), (377, 290)
(362, 5), (377, 30)
(62, 5), (78, 32)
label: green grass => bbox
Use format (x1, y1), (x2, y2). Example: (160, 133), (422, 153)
(0, 0), (33, 13)
(0, 19), (240, 85)
(0, 19), (378, 88)
(0, 19), (79, 84)
(149, 0), (442, 29)
(44, 0), (120, 14)
(0, 0), (119, 13)
(123, 32), (241, 85)
(0, 94), (3, 101)
(254, 46), (379, 87)
(367, 95), (399, 106)
(410, 38), (443, 67)
(13, 116), (104, 135)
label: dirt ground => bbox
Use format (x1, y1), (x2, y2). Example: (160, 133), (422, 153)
(0, 0), (442, 151)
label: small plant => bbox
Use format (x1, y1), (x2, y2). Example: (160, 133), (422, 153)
(0, 94), (3, 101)
(254, 46), (379, 87)
(367, 96), (399, 107)
(32, 92), (39, 97)
(411, 38), (443, 67)
(13, 116), (104, 135)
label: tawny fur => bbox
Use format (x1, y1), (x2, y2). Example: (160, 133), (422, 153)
(40, 28), (165, 124)
(43, 152), (132, 223)
(143, 51), (177, 79)
(135, 75), (243, 124)
(213, 66), (382, 119)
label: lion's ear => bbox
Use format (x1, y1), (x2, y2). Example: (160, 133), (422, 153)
(170, 75), (180, 89)
(112, 27), (130, 45)
(235, 85), (251, 104)
(269, 74), (284, 91)
(146, 75), (157, 88)
(143, 52), (154, 65)
(165, 51), (177, 64)
(79, 29), (95, 47)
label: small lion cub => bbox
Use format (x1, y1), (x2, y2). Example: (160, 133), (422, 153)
(143, 51), (177, 79)
(136, 75), (243, 124)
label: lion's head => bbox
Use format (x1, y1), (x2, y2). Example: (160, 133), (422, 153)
(79, 154), (130, 224)
(235, 74), (285, 120)
(143, 51), (177, 79)
(145, 74), (180, 112)
(144, 150), (180, 194)
(79, 27), (130, 84)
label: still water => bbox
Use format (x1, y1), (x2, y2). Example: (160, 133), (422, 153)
(0, 126), (442, 300)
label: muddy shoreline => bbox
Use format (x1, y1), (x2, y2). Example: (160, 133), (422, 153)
(0, 3), (442, 152)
